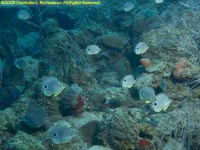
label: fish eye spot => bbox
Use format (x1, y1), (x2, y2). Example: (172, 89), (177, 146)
(124, 79), (126, 82)
(87, 48), (90, 51)
(53, 133), (58, 137)
(153, 102), (158, 106)
(44, 85), (48, 89)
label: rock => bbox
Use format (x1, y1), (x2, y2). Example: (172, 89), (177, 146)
(59, 84), (84, 116)
(172, 57), (196, 80)
(4, 131), (47, 150)
(23, 100), (48, 128)
(41, 18), (60, 36)
(0, 86), (21, 110)
(0, 108), (18, 134)
(95, 109), (140, 150)
(14, 56), (39, 81)
(88, 90), (106, 111)
(163, 139), (183, 150)
(134, 73), (154, 89)
(67, 111), (103, 129)
(102, 33), (124, 49)
(79, 120), (99, 146)
(17, 32), (41, 56)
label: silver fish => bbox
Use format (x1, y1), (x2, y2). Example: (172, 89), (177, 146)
(121, 74), (135, 88)
(123, 2), (135, 12)
(85, 45), (102, 55)
(49, 126), (76, 144)
(150, 93), (172, 112)
(134, 42), (149, 55)
(139, 86), (156, 103)
(41, 76), (65, 97)
(17, 9), (32, 20)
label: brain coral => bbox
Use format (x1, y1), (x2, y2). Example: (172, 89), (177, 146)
(95, 109), (140, 150)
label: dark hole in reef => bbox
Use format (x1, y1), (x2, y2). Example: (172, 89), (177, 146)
(125, 52), (145, 78)
(139, 130), (153, 140)
(129, 87), (140, 101)
(154, 86), (164, 94)
(21, 122), (47, 134)
(108, 98), (122, 109)
(0, 86), (21, 110)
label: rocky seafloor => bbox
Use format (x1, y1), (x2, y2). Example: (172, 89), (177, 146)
(0, 0), (200, 150)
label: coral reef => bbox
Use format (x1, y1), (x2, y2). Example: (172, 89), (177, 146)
(41, 18), (93, 86)
(172, 57), (196, 80)
(59, 84), (84, 116)
(14, 56), (39, 81)
(4, 131), (47, 150)
(1, 1), (200, 150)
(22, 100), (48, 128)
(96, 109), (140, 150)
(0, 86), (21, 110)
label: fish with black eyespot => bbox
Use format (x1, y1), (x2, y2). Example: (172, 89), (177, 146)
(138, 86), (156, 103)
(150, 93), (172, 113)
(41, 76), (65, 97)
(48, 126), (76, 144)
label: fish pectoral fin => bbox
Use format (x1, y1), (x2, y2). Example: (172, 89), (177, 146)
(145, 101), (151, 104)
(163, 107), (169, 111)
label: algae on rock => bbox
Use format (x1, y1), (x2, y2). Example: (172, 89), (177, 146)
(4, 131), (47, 150)
(42, 18), (92, 85)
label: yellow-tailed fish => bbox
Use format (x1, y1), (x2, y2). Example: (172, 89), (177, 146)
(85, 45), (102, 55)
(41, 76), (65, 97)
(150, 93), (172, 112)
(134, 42), (149, 55)
(121, 74), (135, 88)
(49, 126), (76, 144)
(139, 86), (156, 103)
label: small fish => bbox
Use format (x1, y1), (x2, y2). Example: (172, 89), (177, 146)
(123, 2), (135, 12)
(121, 74), (135, 88)
(49, 126), (76, 144)
(150, 93), (172, 112)
(85, 45), (102, 55)
(139, 86), (156, 103)
(134, 42), (149, 55)
(17, 9), (32, 20)
(41, 76), (65, 97)
(155, 0), (164, 4)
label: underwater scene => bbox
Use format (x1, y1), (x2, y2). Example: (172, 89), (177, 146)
(0, 0), (200, 150)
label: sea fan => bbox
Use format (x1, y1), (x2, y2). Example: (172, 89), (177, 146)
(184, 76), (200, 89)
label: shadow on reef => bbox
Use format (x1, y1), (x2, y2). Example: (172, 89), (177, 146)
(0, 86), (21, 110)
